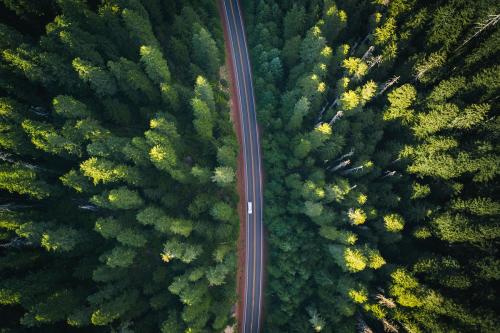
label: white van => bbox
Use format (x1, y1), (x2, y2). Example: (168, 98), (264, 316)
(247, 202), (253, 214)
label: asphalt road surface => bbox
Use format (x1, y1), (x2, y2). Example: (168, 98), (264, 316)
(220, 1), (264, 332)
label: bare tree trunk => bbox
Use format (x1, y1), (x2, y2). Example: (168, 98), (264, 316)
(382, 319), (399, 333)
(378, 76), (400, 95)
(328, 110), (344, 125)
(334, 149), (355, 163)
(0, 203), (36, 211)
(376, 293), (396, 308)
(382, 170), (397, 178)
(356, 316), (374, 333)
(316, 101), (330, 123)
(328, 159), (351, 172)
(361, 46), (375, 61)
(367, 55), (383, 71)
(342, 165), (364, 174)
(78, 204), (99, 211)
(457, 14), (500, 51)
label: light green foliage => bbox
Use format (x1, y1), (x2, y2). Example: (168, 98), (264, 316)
(22, 119), (81, 156)
(191, 98), (214, 139)
(384, 213), (405, 232)
(342, 57), (368, 79)
(72, 58), (117, 96)
(100, 246), (136, 268)
(383, 84), (416, 123)
(52, 95), (90, 119)
(211, 202), (234, 222)
(340, 90), (360, 110)
(374, 17), (396, 45)
(0, 163), (50, 199)
(91, 186), (144, 210)
(343, 247), (367, 272)
(162, 240), (202, 264)
(307, 308), (325, 332)
(122, 7), (159, 48)
(212, 166), (235, 186)
(304, 201), (323, 218)
(139, 45), (171, 84)
(288, 97), (310, 131)
(0, 1), (238, 332)
(80, 157), (127, 185)
(348, 208), (367, 225)
(107, 57), (158, 101)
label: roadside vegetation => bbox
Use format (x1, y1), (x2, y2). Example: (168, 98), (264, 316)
(242, 0), (499, 331)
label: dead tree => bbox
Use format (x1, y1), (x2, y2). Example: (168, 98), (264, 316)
(457, 14), (500, 51)
(334, 149), (355, 163)
(378, 76), (400, 95)
(328, 159), (351, 172)
(329, 110), (344, 125)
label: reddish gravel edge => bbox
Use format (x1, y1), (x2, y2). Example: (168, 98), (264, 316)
(217, 1), (246, 332)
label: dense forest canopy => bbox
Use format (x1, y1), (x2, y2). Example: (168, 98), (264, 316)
(242, 0), (499, 332)
(0, 0), (499, 332)
(0, 0), (239, 332)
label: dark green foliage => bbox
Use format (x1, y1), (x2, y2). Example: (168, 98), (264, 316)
(0, 1), (238, 332)
(244, 0), (499, 332)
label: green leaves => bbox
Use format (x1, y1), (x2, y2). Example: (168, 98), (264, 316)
(192, 26), (220, 80)
(91, 186), (144, 210)
(211, 166), (235, 186)
(72, 58), (117, 96)
(52, 95), (90, 119)
(0, 163), (50, 199)
(140, 45), (171, 84)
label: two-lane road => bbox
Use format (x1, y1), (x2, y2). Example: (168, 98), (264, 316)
(219, 1), (264, 332)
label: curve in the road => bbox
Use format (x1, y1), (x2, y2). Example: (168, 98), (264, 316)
(220, 1), (264, 332)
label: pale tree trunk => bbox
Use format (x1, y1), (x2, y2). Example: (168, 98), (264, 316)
(457, 14), (500, 51)
(334, 149), (355, 163)
(328, 159), (350, 172)
(328, 110), (344, 125)
(361, 46), (375, 61)
(316, 101), (329, 123)
(367, 55), (383, 71)
(376, 292), (396, 308)
(378, 76), (400, 95)
(382, 170), (397, 178)
(0, 203), (35, 211)
(317, 98), (340, 124)
(78, 204), (99, 211)
(342, 165), (364, 174)
(356, 316), (374, 333)
(382, 319), (399, 333)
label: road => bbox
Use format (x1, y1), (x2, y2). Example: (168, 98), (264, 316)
(219, 1), (264, 332)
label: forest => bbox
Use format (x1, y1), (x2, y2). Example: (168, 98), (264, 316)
(0, 0), (239, 332)
(0, 0), (499, 333)
(242, 0), (499, 332)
